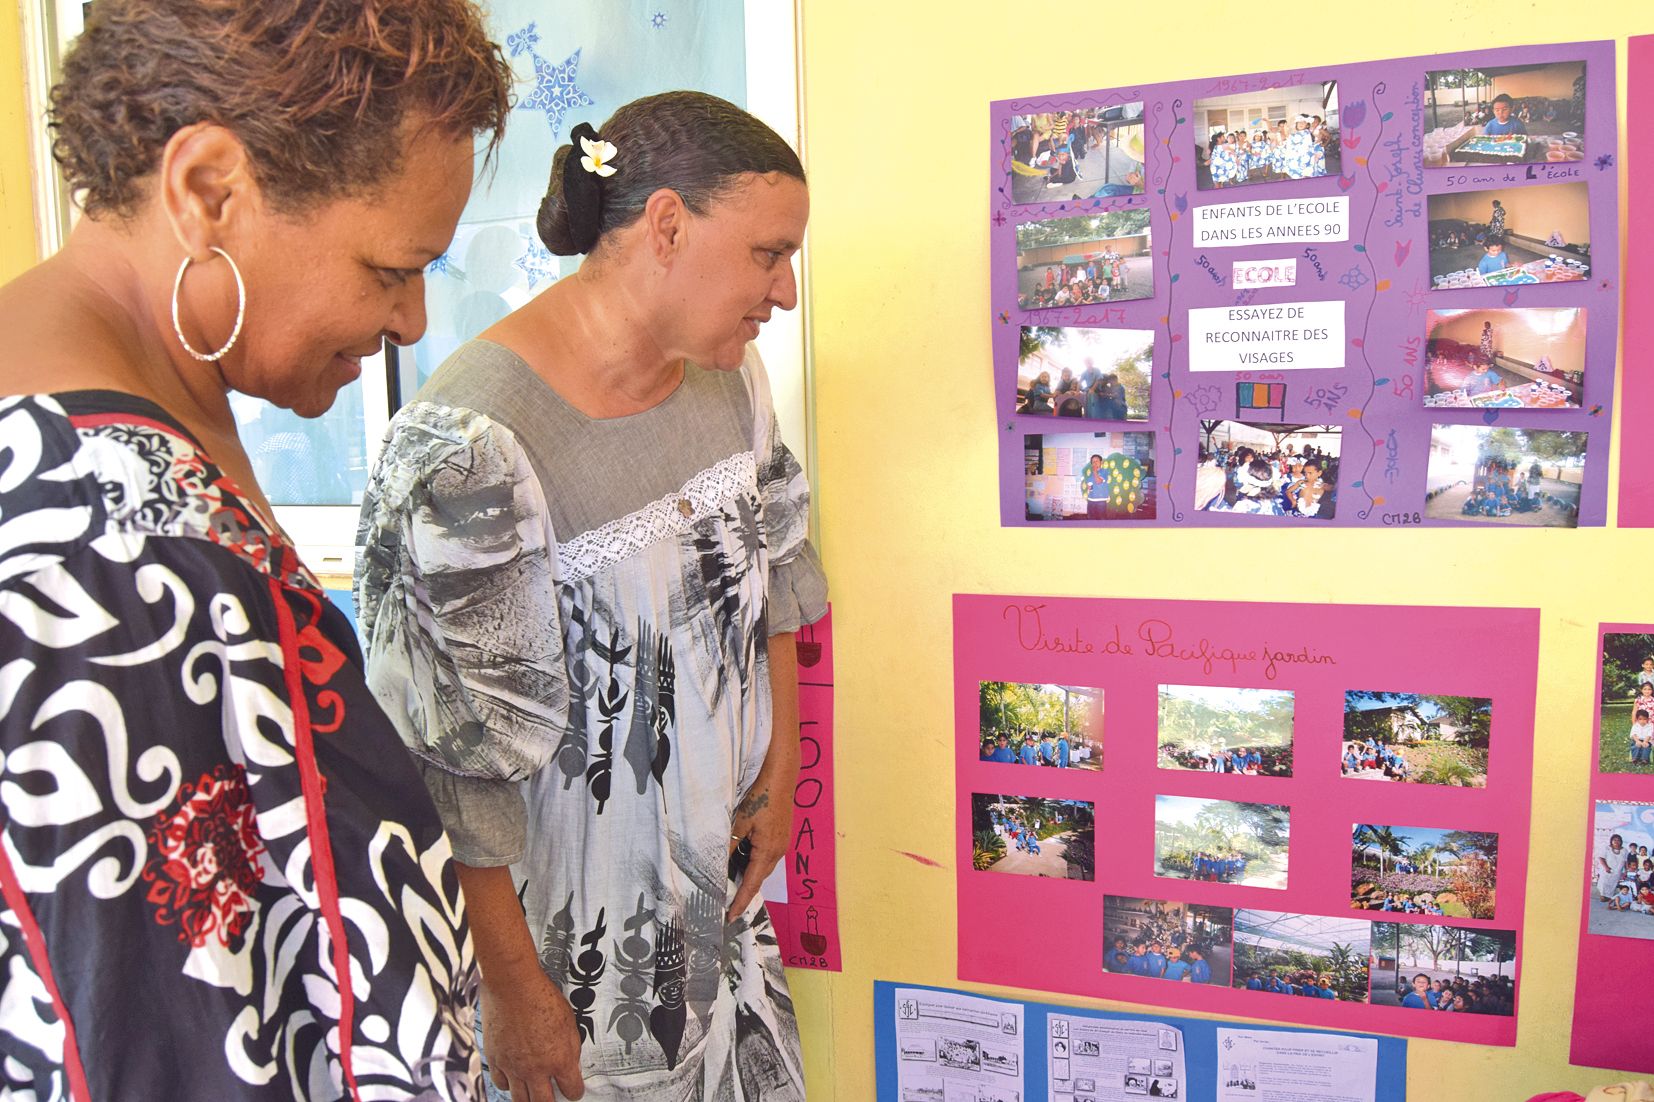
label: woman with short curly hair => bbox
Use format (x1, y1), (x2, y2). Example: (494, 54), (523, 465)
(0, 1), (512, 1097)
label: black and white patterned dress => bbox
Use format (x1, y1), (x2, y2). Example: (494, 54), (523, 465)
(0, 391), (481, 1100)
(355, 341), (826, 1100)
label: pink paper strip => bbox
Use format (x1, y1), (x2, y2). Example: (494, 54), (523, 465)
(1569, 622), (1654, 1071)
(766, 610), (842, 971)
(955, 593), (1537, 1045)
(1618, 36), (1654, 526)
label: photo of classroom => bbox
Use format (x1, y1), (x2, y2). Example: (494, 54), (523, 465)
(1424, 424), (1588, 526)
(1351, 824), (1500, 919)
(971, 794), (1096, 881)
(1192, 82), (1339, 190)
(1427, 182), (1591, 289)
(1104, 896), (1234, 986)
(1017, 326), (1151, 421)
(1153, 795), (1290, 890)
(1597, 633), (1654, 776)
(1015, 210), (1153, 310)
(1194, 421), (1341, 519)
(1423, 61), (1586, 167)
(977, 681), (1103, 770)
(1587, 801), (1654, 940)
(1424, 307), (1585, 410)
(1231, 911), (1371, 1003)
(1009, 106), (1147, 204)
(1341, 690), (1492, 787)
(1369, 922), (1517, 1015)
(1156, 685), (1294, 777)
(1024, 431), (1157, 521)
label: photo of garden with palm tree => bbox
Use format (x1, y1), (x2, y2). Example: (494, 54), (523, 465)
(971, 794), (1097, 880)
(1231, 911), (1371, 1002)
(1157, 684), (1294, 776)
(1342, 690), (1492, 787)
(1153, 795), (1290, 890)
(977, 680), (1104, 769)
(1350, 824), (1499, 918)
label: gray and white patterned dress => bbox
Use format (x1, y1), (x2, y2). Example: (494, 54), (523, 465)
(354, 339), (826, 1100)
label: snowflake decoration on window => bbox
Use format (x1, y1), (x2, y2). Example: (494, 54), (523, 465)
(518, 48), (596, 136)
(513, 238), (558, 291)
(651, 11), (669, 29)
(506, 21), (540, 58)
(1337, 265), (1370, 292)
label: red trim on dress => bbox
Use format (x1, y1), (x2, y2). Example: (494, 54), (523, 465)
(269, 577), (362, 1102)
(0, 840), (93, 1102)
(65, 412), (183, 437)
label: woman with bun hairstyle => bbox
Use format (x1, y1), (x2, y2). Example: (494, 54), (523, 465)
(356, 91), (822, 1100)
(0, 0), (511, 1097)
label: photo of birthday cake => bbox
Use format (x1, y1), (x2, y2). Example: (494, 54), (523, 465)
(1455, 135), (1530, 158)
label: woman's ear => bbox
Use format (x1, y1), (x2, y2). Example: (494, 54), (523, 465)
(640, 187), (690, 265)
(157, 123), (259, 258)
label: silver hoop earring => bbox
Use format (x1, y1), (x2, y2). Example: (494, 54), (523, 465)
(171, 246), (246, 362)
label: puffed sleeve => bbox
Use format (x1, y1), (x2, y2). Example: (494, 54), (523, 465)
(355, 403), (568, 866)
(740, 347), (828, 634)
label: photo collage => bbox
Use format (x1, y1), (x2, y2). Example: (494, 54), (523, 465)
(992, 44), (1614, 529)
(968, 675), (1517, 1018)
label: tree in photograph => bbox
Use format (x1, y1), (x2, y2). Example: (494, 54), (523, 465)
(1015, 209), (1151, 251)
(1354, 824), (1405, 874)
(1602, 634), (1654, 702)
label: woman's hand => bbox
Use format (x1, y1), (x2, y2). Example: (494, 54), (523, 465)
(727, 632), (802, 922)
(481, 971), (586, 1101)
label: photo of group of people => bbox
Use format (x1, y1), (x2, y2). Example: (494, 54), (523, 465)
(1423, 61), (1586, 168)
(1153, 796), (1290, 890)
(1341, 691), (1492, 787)
(1350, 824), (1499, 919)
(1232, 912), (1371, 1003)
(1424, 425), (1588, 527)
(1024, 431), (1157, 522)
(1586, 801), (1654, 940)
(971, 794), (1096, 881)
(1017, 326), (1151, 421)
(1427, 182), (1591, 290)
(1194, 422), (1341, 519)
(977, 681), (1103, 770)
(1009, 105), (1147, 204)
(1368, 922), (1517, 1016)
(1014, 210), (1153, 311)
(1423, 307), (1585, 410)
(1104, 896), (1234, 987)
(1595, 634), (1654, 775)
(1192, 83), (1340, 190)
(1156, 685), (1294, 777)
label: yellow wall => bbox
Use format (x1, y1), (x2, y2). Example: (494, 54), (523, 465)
(797, 1), (1649, 1098)
(0, 2), (36, 280)
(1431, 182), (1593, 246)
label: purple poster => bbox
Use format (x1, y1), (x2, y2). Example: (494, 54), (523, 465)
(992, 41), (1616, 528)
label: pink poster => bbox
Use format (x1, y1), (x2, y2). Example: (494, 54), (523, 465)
(1617, 36), (1654, 526)
(766, 610), (842, 972)
(1569, 624), (1654, 1071)
(955, 594), (1537, 1045)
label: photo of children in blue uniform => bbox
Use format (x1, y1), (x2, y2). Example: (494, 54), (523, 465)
(1350, 823), (1500, 919)
(971, 794), (1097, 881)
(1369, 921), (1516, 1015)
(1341, 690), (1492, 787)
(1232, 911), (1372, 1003)
(1104, 896), (1235, 988)
(1157, 684), (1295, 777)
(977, 681), (1104, 770)
(1153, 795), (1291, 890)
(1193, 82), (1339, 190)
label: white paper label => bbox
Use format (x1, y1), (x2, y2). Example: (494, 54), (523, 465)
(1188, 300), (1345, 371)
(1233, 258), (1298, 289)
(1192, 196), (1350, 247)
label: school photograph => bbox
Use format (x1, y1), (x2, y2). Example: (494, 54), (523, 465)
(1009, 106), (1147, 204)
(1195, 421), (1342, 519)
(1424, 425), (1588, 527)
(977, 680), (1103, 770)
(1153, 795), (1290, 890)
(1596, 633), (1654, 775)
(1351, 824), (1500, 919)
(1192, 82), (1340, 190)
(1423, 307), (1585, 410)
(1156, 684), (1294, 777)
(1423, 61), (1586, 167)
(1231, 911), (1371, 1003)
(1024, 431), (1157, 522)
(972, 794), (1097, 881)
(1369, 922), (1517, 1015)
(1586, 800), (1654, 940)
(1015, 210), (1154, 310)
(1104, 896), (1235, 987)
(1427, 182), (1591, 289)
(1017, 325), (1152, 421)
(1341, 690), (1492, 787)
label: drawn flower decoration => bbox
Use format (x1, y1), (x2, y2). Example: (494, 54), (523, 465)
(580, 135), (618, 177)
(1187, 385), (1221, 414)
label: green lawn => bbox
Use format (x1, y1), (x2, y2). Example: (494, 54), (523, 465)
(1599, 702), (1654, 775)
